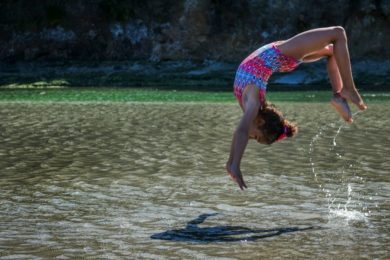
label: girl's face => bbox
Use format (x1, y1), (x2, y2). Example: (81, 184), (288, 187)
(249, 118), (268, 144)
(249, 127), (267, 144)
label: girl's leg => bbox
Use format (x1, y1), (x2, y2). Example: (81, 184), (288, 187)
(327, 50), (353, 122)
(324, 44), (343, 94)
(300, 44), (343, 94)
(302, 45), (352, 122)
(278, 26), (367, 110)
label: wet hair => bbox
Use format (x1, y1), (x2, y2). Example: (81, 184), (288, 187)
(256, 102), (298, 144)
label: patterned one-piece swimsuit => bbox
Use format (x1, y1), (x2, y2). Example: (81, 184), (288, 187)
(233, 42), (302, 106)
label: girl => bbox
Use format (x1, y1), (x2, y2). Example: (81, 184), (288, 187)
(226, 26), (367, 190)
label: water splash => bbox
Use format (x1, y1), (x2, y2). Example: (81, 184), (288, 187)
(308, 125), (326, 181)
(332, 124), (343, 147)
(308, 111), (368, 224)
(332, 110), (362, 148)
(328, 184), (368, 224)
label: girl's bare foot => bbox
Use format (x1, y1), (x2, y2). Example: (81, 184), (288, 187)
(331, 94), (353, 123)
(340, 88), (367, 111)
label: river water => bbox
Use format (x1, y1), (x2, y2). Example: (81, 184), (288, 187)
(0, 102), (389, 259)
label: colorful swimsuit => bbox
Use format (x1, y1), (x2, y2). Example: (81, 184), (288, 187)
(233, 42), (302, 106)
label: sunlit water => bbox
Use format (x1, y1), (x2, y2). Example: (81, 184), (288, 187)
(0, 102), (389, 259)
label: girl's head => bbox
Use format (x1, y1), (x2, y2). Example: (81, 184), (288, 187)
(250, 102), (298, 145)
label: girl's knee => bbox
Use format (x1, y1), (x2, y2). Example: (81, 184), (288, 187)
(325, 44), (334, 56)
(331, 26), (347, 42)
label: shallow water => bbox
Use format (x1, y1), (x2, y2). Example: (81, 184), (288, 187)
(0, 102), (389, 259)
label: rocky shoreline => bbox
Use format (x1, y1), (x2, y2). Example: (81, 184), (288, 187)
(1, 1), (389, 63)
(1, 1), (389, 90)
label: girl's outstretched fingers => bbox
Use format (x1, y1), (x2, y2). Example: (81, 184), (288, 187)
(226, 164), (247, 190)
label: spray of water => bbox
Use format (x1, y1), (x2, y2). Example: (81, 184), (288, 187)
(328, 183), (369, 224)
(308, 111), (367, 224)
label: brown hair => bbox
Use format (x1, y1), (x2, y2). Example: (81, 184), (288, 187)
(256, 102), (298, 144)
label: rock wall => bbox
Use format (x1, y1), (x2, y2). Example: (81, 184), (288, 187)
(0, 0), (389, 63)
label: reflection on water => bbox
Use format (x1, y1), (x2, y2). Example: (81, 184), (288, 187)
(0, 102), (389, 259)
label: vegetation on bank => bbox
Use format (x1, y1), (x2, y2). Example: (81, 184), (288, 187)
(1, 60), (388, 93)
(0, 88), (389, 103)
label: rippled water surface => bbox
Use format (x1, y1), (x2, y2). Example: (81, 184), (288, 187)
(0, 102), (389, 259)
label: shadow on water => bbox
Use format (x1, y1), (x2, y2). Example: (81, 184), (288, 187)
(151, 213), (322, 243)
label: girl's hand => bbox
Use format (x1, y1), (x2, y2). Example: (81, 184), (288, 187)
(226, 164), (247, 190)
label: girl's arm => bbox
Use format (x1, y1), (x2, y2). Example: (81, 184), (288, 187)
(227, 86), (260, 190)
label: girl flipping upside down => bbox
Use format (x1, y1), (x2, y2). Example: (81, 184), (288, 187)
(227, 26), (367, 190)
